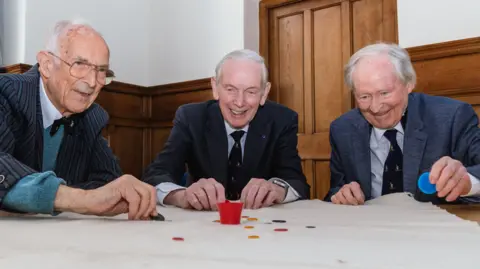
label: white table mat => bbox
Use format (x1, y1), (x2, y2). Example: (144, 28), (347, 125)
(1, 193), (478, 269)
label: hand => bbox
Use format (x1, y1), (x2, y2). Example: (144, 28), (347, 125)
(331, 182), (365, 205)
(167, 178), (225, 211)
(430, 156), (472, 202)
(240, 178), (286, 209)
(84, 174), (158, 220)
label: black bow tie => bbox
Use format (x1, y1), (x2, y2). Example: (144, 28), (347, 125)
(50, 117), (76, 136)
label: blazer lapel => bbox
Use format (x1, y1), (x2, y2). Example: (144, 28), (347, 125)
(402, 94), (427, 194)
(352, 111), (373, 199)
(205, 104), (229, 184)
(242, 108), (271, 180)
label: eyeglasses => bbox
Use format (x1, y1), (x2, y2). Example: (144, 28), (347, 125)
(48, 52), (115, 85)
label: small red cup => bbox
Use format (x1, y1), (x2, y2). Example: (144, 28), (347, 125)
(217, 200), (243, 225)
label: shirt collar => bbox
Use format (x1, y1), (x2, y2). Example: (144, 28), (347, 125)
(39, 77), (63, 129)
(224, 121), (249, 136)
(373, 121), (404, 142)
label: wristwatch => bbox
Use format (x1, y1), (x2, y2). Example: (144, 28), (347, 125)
(271, 178), (289, 196)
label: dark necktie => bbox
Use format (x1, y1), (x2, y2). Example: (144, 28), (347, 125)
(382, 129), (404, 195)
(50, 117), (75, 136)
(227, 130), (245, 200)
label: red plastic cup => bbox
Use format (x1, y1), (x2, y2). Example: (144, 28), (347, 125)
(217, 200), (243, 225)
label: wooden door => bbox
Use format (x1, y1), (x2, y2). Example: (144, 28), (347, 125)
(260, 0), (398, 199)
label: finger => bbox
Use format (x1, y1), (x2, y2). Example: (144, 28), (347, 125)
(134, 184), (151, 219)
(105, 201), (129, 216)
(240, 183), (251, 204)
(213, 181), (226, 204)
(262, 190), (276, 207)
(438, 166), (465, 198)
(195, 188), (210, 210)
(350, 183), (365, 205)
(187, 190), (203, 210)
(446, 176), (469, 202)
(253, 184), (269, 209)
(203, 183), (218, 210)
(331, 194), (339, 204)
(148, 185), (158, 217)
(342, 187), (358, 205)
(430, 157), (448, 184)
(436, 162), (457, 192)
(335, 190), (348, 205)
(124, 187), (141, 220)
(245, 184), (259, 209)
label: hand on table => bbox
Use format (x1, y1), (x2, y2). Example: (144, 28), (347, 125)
(165, 178), (225, 211)
(77, 174), (158, 220)
(430, 156), (471, 202)
(331, 182), (365, 205)
(240, 178), (286, 209)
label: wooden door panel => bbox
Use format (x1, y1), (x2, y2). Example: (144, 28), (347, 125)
(278, 13), (305, 133)
(315, 161), (331, 200)
(313, 5), (344, 134)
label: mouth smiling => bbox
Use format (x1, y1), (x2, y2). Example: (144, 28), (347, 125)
(230, 109), (247, 116)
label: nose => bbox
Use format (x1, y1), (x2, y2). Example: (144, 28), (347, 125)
(84, 68), (97, 88)
(233, 91), (244, 107)
(369, 97), (382, 114)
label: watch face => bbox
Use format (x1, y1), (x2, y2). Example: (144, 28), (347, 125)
(274, 180), (287, 188)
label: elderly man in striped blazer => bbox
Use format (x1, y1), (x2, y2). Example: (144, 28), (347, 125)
(0, 20), (157, 220)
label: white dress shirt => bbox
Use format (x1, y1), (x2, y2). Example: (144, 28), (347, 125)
(156, 122), (300, 205)
(39, 77), (63, 128)
(370, 122), (480, 198)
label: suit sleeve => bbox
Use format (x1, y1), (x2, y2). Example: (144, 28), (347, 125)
(271, 112), (310, 199)
(73, 133), (122, 190)
(324, 123), (345, 201)
(142, 106), (191, 186)
(451, 103), (480, 202)
(0, 79), (38, 202)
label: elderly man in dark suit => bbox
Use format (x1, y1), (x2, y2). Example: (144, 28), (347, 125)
(0, 20), (157, 219)
(325, 43), (480, 205)
(143, 49), (310, 210)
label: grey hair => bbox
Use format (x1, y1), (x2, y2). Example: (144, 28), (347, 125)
(45, 19), (106, 63)
(215, 49), (269, 89)
(344, 43), (416, 91)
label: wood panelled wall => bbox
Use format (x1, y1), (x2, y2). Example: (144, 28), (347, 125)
(407, 37), (480, 116)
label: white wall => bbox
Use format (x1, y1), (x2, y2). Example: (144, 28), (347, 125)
(23, 0), (150, 86)
(1, 0), (26, 66)
(398, 0), (480, 47)
(244, 0), (260, 53)
(0, 0), (3, 64)
(149, 0), (244, 85)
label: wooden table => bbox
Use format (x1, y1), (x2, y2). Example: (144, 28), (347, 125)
(438, 204), (480, 223)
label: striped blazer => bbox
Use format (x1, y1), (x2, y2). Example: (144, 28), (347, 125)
(0, 65), (122, 201)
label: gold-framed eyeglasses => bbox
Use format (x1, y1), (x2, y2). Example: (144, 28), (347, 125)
(48, 52), (115, 85)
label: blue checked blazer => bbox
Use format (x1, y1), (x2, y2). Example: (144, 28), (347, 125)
(326, 93), (480, 204)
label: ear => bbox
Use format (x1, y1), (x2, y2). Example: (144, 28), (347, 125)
(36, 51), (54, 78)
(211, 77), (219, 100)
(259, 82), (271, 106)
(406, 82), (415, 93)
